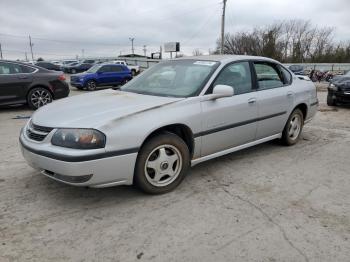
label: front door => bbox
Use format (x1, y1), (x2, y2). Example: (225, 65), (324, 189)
(200, 61), (258, 157)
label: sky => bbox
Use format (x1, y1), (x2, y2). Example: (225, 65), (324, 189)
(0, 0), (349, 60)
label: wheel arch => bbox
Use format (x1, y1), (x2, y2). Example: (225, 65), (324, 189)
(293, 103), (308, 121)
(140, 124), (195, 158)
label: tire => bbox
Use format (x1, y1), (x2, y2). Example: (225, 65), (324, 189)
(27, 87), (53, 109)
(281, 108), (304, 146)
(327, 93), (336, 106)
(71, 69), (77, 74)
(131, 69), (136, 76)
(85, 80), (97, 91)
(134, 132), (190, 194)
(121, 78), (129, 85)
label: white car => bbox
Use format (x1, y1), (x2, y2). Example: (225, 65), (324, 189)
(20, 55), (318, 194)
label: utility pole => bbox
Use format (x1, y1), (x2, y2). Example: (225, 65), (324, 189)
(143, 45), (147, 57)
(129, 37), (135, 55)
(29, 35), (34, 61)
(0, 43), (3, 59)
(220, 0), (227, 54)
(81, 49), (85, 59)
(25, 52), (28, 61)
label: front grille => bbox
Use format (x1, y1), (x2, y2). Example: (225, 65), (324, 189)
(26, 122), (54, 142)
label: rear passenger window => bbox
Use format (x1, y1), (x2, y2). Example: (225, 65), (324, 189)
(111, 66), (123, 72)
(254, 63), (284, 90)
(20, 65), (36, 73)
(212, 62), (252, 95)
(0, 62), (27, 74)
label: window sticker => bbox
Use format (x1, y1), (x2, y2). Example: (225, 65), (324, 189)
(193, 61), (216, 66)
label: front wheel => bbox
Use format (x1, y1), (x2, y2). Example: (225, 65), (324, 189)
(134, 133), (190, 194)
(327, 93), (336, 106)
(85, 80), (97, 91)
(27, 87), (53, 109)
(281, 109), (304, 146)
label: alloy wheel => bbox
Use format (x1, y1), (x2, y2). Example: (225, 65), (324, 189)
(30, 89), (52, 108)
(144, 144), (182, 187)
(288, 114), (301, 140)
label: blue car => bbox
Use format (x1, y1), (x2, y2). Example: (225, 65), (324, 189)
(70, 64), (132, 90)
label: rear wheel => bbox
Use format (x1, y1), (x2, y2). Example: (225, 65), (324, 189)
(327, 93), (336, 106)
(27, 87), (53, 109)
(131, 69), (136, 76)
(281, 109), (303, 146)
(134, 133), (190, 194)
(85, 80), (97, 91)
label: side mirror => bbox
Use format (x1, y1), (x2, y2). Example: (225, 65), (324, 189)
(210, 85), (234, 99)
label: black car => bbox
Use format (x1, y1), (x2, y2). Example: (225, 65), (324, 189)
(35, 61), (61, 71)
(63, 63), (93, 74)
(0, 60), (69, 109)
(327, 76), (350, 106)
(288, 65), (305, 75)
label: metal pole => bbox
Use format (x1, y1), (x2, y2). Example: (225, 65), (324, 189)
(129, 38), (135, 55)
(29, 35), (34, 61)
(220, 0), (227, 54)
(25, 52), (28, 61)
(143, 45), (147, 57)
(0, 43), (3, 59)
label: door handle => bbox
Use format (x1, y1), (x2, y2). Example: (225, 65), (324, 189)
(248, 98), (257, 104)
(18, 75), (28, 79)
(287, 91), (294, 97)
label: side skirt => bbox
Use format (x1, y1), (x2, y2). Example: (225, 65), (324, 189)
(191, 133), (282, 166)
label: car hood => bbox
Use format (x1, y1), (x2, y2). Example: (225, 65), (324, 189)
(31, 89), (183, 128)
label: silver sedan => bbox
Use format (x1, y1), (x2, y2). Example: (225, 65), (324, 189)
(20, 55), (318, 194)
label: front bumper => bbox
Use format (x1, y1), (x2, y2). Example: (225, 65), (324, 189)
(70, 81), (84, 87)
(329, 90), (350, 103)
(19, 129), (138, 188)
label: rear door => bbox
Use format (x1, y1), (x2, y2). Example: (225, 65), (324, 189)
(253, 61), (293, 139)
(200, 61), (258, 156)
(110, 65), (125, 83)
(0, 62), (34, 105)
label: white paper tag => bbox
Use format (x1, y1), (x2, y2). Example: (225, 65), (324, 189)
(193, 61), (216, 66)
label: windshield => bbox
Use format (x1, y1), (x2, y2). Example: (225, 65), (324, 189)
(121, 60), (219, 97)
(86, 64), (102, 73)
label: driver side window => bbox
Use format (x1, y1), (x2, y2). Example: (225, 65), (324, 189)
(212, 62), (252, 95)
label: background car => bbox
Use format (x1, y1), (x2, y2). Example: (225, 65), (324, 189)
(327, 76), (350, 106)
(288, 65), (305, 75)
(0, 60), (69, 109)
(63, 63), (93, 74)
(35, 61), (61, 71)
(70, 64), (132, 90)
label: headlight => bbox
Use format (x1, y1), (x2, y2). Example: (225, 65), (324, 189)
(329, 83), (338, 91)
(51, 129), (106, 149)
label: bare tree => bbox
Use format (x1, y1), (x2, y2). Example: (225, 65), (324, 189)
(192, 49), (203, 56)
(215, 19), (345, 63)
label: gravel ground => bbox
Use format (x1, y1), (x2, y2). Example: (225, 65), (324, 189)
(0, 84), (349, 262)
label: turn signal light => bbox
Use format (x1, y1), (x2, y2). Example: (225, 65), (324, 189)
(58, 75), (66, 81)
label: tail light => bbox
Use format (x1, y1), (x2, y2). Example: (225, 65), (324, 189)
(58, 74), (66, 81)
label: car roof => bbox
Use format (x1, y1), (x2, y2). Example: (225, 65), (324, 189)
(174, 55), (280, 64)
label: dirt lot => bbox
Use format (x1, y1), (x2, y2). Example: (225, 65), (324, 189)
(0, 84), (349, 262)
